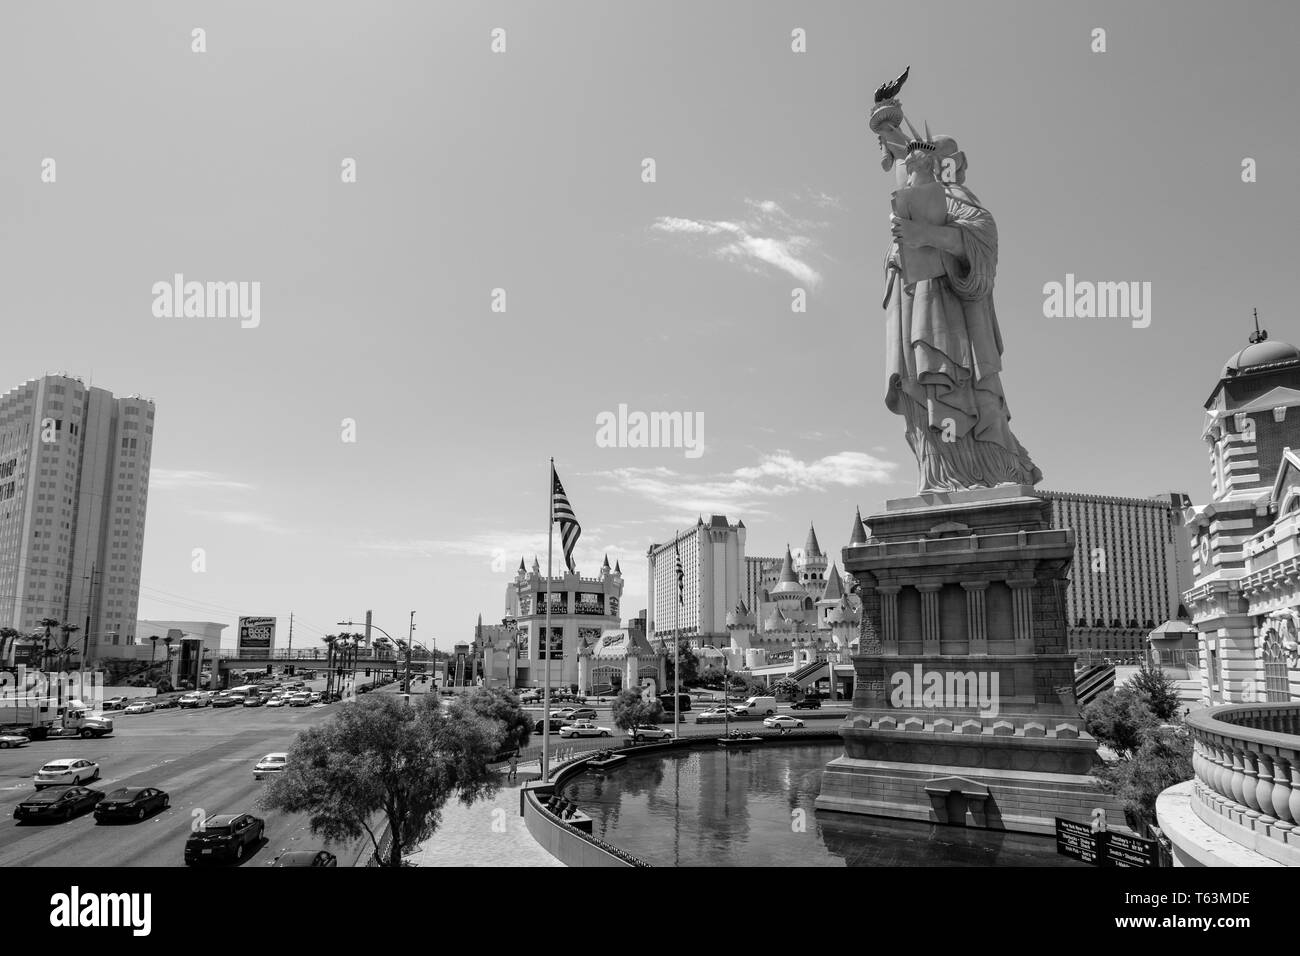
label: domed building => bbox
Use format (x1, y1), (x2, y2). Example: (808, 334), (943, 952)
(1185, 322), (1300, 704)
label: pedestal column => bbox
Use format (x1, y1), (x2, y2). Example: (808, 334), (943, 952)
(962, 581), (989, 655)
(918, 583), (941, 654)
(1007, 578), (1036, 653)
(878, 585), (901, 651)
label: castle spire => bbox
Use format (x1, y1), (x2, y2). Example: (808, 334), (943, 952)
(804, 523), (823, 557)
(848, 507), (868, 546)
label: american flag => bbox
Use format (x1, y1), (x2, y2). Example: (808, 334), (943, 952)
(551, 466), (581, 574)
(675, 537), (684, 604)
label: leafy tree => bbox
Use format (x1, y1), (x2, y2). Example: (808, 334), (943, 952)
(261, 693), (504, 867)
(1127, 662), (1181, 721)
(664, 642), (700, 690)
(1096, 726), (1194, 824)
(0, 626), (19, 665)
(448, 687), (533, 754)
(772, 677), (800, 701)
(1083, 687), (1158, 758)
(610, 688), (665, 733)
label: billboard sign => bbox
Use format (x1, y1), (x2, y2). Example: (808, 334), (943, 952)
(237, 616), (276, 659)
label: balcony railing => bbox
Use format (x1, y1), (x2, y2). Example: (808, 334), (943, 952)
(1185, 703), (1300, 863)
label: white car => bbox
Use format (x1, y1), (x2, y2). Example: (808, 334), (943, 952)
(699, 708), (741, 720)
(629, 725), (673, 742)
(308, 692), (322, 704)
(124, 701), (156, 714)
(34, 758), (100, 788)
(559, 722), (612, 739)
(763, 715), (805, 729)
(254, 753), (288, 780)
(265, 696), (286, 708)
(0, 733), (29, 749)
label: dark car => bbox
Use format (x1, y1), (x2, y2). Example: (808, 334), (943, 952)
(212, 694), (245, 709)
(568, 708), (599, 722)
(534, 718), (568, 734)
(242, 695), (265, 707)
(272, 850), (337, 867)
(184, 813), (265, 864)
(94, 787), (170, 823)
(792, 697), (822, 710)
(153, 697), (179, 710)
(14, 786), (104, 823)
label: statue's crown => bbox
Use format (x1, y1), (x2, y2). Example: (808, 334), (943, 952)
(906, 140), (936, 153)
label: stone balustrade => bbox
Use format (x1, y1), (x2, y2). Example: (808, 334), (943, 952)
(1184, 703), (1300, 865)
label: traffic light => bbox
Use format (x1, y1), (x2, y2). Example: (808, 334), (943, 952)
(286, 665), (295, 676)
(266, 665), (273, 675)
(364, 669), (371, 677)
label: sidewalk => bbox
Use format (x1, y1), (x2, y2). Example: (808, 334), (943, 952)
(403, 769), (564, 867)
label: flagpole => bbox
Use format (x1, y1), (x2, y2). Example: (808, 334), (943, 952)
(544, 458), (554, 782)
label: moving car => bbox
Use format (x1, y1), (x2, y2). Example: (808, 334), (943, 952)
(184, 813), (265, 864)
(0, 733), (28, 749)
(288, 694), (312, 708)
(242, 695), (265, 708)
(33, 758), (100, 788)
(100, 697), (129, 712)
(534, 718), (568, 734)
(550, 708), (577, 719)
(123, 701), (156, 715)
(94, 787), (169, 822)
(265, 696), (286, 708)
(791, 697), (823, 710)
(558, 721), (612, 739)
(254, 753), (288, 780)
(212, 694), (245, 709)
(272, 850), (337, 867)
(308, 692), (322, 704)
(178, 693), (208, 709)
(733, 696), (778, 717)
(14, 786), (104, 822)
(698, 707), (742, 720)
(763, 715), (805, 729)
(629, 725), (673, 742)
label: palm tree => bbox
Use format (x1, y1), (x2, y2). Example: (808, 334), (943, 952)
(150, 635), (159, 663)
(0, 626), (18, 667)
(161, 635), (175, 688)
(37, 617), (60, 670)
(322, 635), (339, 698)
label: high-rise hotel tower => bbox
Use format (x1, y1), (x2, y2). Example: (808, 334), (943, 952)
(0, 374), (154, 661)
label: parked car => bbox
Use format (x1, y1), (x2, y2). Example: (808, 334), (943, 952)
(123, 701), (156, 715)
(254, 753), (288, 780)
(791, 697), (823, 710)
(0, 733), (29, 749)
(94, 787), (169, 822)
(272, 850), (337, 867)
(763, 715), (805, 729)
(308, 692), (322, 704)
(212, 694), (245, 709)
(559, 722), (612, 739)
(33, 758), (100, 789)
(184, 813), (265, 864)
(265, 696), (286, 708)
(101, 698), (129, 711)
(629, 725), (673, 742)
(14, 785), (104, 822)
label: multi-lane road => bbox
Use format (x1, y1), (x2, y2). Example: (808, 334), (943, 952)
(0, 687), (371, 867)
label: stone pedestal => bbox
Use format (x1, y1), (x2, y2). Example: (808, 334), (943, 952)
(815, 486), (1127, 834)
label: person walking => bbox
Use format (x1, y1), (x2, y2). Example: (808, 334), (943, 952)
(508, 752), (518, 781)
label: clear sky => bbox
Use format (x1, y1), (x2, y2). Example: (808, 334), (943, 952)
(3, 1), (1297, 650)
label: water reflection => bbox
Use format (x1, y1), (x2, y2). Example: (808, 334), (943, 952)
(560, 744), (1082, 867)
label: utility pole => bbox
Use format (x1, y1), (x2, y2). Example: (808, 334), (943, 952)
(405, 611), (415, 693)
(287, 613), (294, 657)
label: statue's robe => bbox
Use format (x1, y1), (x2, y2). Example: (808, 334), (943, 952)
(883, 188), (1042, 493)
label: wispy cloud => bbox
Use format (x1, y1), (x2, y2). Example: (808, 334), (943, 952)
(151, 469), (254, 492)
(188, 509), (294, 534)
(651, 197), (830, 287)
(358, 532), (640, 579)
(592, 450), (897, 522)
